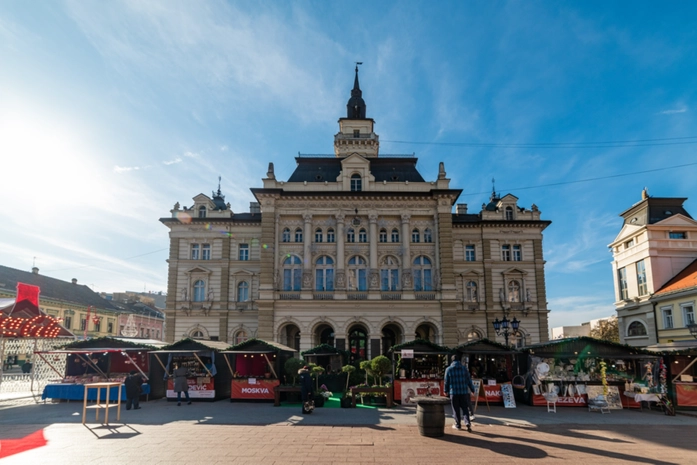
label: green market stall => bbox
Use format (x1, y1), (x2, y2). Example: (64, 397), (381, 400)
(453, 338), (519, 405)
(389, 339), (450, 404)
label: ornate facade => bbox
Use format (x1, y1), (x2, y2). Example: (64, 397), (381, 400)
(161, 67), (551, 357)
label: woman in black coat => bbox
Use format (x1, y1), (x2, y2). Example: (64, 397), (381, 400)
(124, 370), (144, 410)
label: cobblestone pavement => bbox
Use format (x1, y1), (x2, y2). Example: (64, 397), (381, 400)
(1, 398), (696, 464)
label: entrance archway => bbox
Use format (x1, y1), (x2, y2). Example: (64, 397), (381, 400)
(381, 323), (402, 355)
(348, 324), (368, 363)
(314, 324), (335, 347)
(280, 323), (301, 351)
(415, 323), (437, 342)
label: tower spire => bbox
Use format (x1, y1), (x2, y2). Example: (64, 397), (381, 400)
(347, 62), (366, 119)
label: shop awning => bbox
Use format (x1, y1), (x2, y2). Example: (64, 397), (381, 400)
(454, 338), (518, 354)
(522, 336), (659, 359)
(222, 338), (297, 354)
(389, 339), (451, 355)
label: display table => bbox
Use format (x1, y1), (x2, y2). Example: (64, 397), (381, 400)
(231, 379), (279, 400)
(42, 383), (150, 401)
(412, 396), (450, 437)
(350, 387), (393, 408)
(273, 386), (301, 406)
(82, 382), (121, 425)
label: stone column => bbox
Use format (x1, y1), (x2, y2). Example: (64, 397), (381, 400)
(302, 213), (313, 289)
(401, 213), (411, 275)
(369, 213), (378, 269)
(336, 214), (346, 289)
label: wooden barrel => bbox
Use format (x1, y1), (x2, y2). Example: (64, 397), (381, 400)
(416, 403), (445, 437)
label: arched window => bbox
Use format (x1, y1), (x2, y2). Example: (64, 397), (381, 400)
(315, 256), (334, 291)
(350, 174), (362, 192)
(508, 280), (521, 302)
(294, 228), (303, 242)
(348, 256), (367, 291)
(505, 206), (514, 220)
(348, 325), (368, 362)
(423, 228), (433, 243)
(191, 329), (205, 339)
(358, 228), (367, 243)
(327, 228), (335, 243)
(413, 256), (432, 291)
(315, 228), (323, 243)
(193, 280), (206, 302)
(198, 206), (207, 218)
(283, 256), (302, 291)
(466, 330), (481, 342)
(380, 256), (400, 291)
(412, 228), (420, 243)
(379, 229), (388, 243)
(627, 321), (648, 337)
(282, 228), (291, 242)
(237, 281), (249, 302)
(512, 332), (526, 348)
(234, 330), (248, 344)
(347, 228), (355, 243)
(391, 228), (400, 242)
(466, 281), (478, 302)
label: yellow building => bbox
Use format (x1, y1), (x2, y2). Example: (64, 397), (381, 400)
(652, 259), (697, 343)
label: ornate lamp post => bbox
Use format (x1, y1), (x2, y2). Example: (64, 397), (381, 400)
(492, 316), (520, 347)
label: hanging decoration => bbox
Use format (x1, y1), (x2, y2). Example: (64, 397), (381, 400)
(121, 314), (139, 337)
(599, 360), (608, 397)
(659, 358), (668, 395)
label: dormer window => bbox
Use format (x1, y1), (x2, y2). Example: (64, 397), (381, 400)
(350, 174), (362, 192)
(198, 206), (207, 218)
(505, 206), (514, 220)
(353, 130), (360, 137)
(669, 232), (687, 239)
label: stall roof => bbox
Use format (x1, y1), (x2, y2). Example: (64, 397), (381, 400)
(522, 336), (658, 359)
(158, 338), (232, 352)
(222, 338), (297, 354)
(301, 344), (349, 357)
(389, 339), (450, 354)
(35, 348), (147, 354)
(60, 336), (161, 350)
(454, 338), (518, 354)
(646, 340), (697, 355)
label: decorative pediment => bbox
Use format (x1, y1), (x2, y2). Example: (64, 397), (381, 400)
(186, 266), (212, 274)
(610, 223), (642, 246)
(231, 268), (255, 276)
(501, 267), (527, 276)
(460, 269), (481, 277)
(653, 214), (697, 227)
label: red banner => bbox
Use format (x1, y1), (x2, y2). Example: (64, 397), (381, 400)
(167, 378), (215, 399)
(676, 383), (697, 407)
(231, 379), (279, 399)
(472, 384), (504, 403)
(393, 380), (444, 401)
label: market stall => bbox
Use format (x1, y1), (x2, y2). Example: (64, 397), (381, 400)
(647, 341), (697, 410)
(37, 337), (159, 401)
(521, 337), (659, 409)
(453, 338), (519, 405)
(221, 339), (296, 401)
(389, 339), (450, 404)
(149, 339), (232, 401)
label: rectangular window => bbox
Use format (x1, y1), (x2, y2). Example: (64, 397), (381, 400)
(64, 316), (72, 330)
(379, 230), (387, 243)
(191, 243), (200, 260)
(618, 267), (628, 300)
(315, 230), (323, 242)
(327, 230), (335, 243)
(669, 232), (687, 239)
(663, 307), (674, 329)
(239, 244), (249, 261)
(625, 239), (635, 249)
(107, 321), (114, 333)
(358, 230), (367, 243)
(80, 319), (87, 331)
(465, 245), (476, 261)
(391, 230), (399, 242)
(94, 320), (101, 332)
(512, 245), (522, 261)
(683, 304), (695, 326)
(202, 244), (211, 260)
(636, 260), (648, 295)
(502, 245), (511, 261)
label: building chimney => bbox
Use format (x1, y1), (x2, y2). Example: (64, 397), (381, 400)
(456, 204), (468, 215)
(71, 278), (77, 285)
(32, 267), (39, 275)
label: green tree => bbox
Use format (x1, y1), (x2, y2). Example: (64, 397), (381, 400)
(342, 364), (356, 392)
(590, 317), (619, 343)
(359, 360), (372, 385)
(370, 355), (392, 386)
(283, 357), (304, 385)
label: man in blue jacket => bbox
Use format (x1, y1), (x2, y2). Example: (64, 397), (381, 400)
(444, 355), (476, 432)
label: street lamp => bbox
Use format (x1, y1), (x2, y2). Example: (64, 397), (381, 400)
(687, 323), (697, 339)
(492, 316), (520, 347)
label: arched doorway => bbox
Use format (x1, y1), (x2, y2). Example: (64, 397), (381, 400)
(381, 323), (403, 355)
(280, 323), (301, 352)
(348, 324), (368, 363)
(314, 324), (335, 347)
(415, 323), (437, 342)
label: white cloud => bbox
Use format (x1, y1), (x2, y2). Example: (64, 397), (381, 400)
(163, 157), (182, 165)
(114, 165), (140, 173)
(548, 295), (615, 329)
(183, 151), (199, 158)
(658, 107), (687, 115)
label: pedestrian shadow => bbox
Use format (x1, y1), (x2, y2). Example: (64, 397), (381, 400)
(439, 434), (548, 459)
(83, 423), (141, 440)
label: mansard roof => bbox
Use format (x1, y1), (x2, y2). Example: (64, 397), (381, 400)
(619, 197), (692, 226)
(287, 156), (425, 183)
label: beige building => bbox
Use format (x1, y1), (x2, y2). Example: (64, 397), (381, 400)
(609, 190), (697, 346)
(160, 68), (551, 358)
(651, 259), (697, 343)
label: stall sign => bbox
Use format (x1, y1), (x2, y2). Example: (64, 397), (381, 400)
(232, 379), (279, 399)
(676, 384), (697, 407)
(400, 381), (441, 403)
(167, 378), (215, 399)
(401, 349), (414, 359)
(500, 383), (516, 408)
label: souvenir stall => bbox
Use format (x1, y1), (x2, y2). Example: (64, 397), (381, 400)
(521, 337), (659, 409)
(389, 339), (450, 404)
(647, 341), (697, 410)
(302, 344), (348, 374)
(221, 339), (296, 401)
(38, 337), (159, 401)
(453, 338), (519, 405)
(149, 339), (232, 401)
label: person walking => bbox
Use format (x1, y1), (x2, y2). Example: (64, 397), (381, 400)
(444, 355), (476, 432)
(298, 365), (313, 414)
(124, 370), (144, 410)
(172, 362), (192, 406)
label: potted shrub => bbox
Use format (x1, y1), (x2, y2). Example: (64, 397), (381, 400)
(311, 366), (326, 406)
(315, 384), (333, 407)
(283, 357), (304, 402)
(340, 365), (356, 408)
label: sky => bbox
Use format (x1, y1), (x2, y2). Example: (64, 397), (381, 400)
(2, 1), (697, 332)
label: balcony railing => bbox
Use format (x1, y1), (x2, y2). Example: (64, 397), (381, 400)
(313, 292), (334, 300)
(347, 292), (368, 300)
(279, 292), (301, 300)
(381, 292), (402, 300)
(415, 292), (436, 301)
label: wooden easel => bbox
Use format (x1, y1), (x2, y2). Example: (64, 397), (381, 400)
(472, 378), (490, 412)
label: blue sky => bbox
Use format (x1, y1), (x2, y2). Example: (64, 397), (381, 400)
(2, 1), (696, 331)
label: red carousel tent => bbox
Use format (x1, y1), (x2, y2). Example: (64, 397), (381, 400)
(0, 283), (73, 338)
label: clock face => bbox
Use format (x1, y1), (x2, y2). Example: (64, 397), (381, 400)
(352, 217), (361, 227)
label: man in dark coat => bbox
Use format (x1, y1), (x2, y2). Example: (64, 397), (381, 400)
(444, 355), (476, 432)
(124, 370), (144, 410)
(298, 366), (313, 413)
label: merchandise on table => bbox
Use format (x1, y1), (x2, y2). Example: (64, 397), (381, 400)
(389, 339), (450, 403)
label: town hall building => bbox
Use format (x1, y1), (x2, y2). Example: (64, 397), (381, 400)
(160, 67), (551, 358)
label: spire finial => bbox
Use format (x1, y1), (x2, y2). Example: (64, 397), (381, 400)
(347, 63), (366, 119)
(642, 187), (649, 200)
(492, 177), (496, 195)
